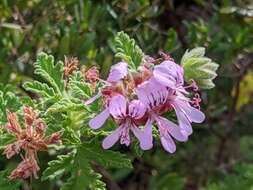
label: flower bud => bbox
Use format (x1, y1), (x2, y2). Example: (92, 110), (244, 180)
(181, 47), (219, 89)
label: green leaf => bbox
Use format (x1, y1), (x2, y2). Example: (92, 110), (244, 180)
(34, 52), (64, 94)
(181, 47), (205, 64)
(61, 165), (105, 190)
(0, 23), (22, 30)
(115, 31), (144, 69)
(23, 81), (56, 98)
(0, 129), (15, 150)
(0, 170), (22, 190)
(42, 153), (74, 181)
(46, 97), (87, 114)
(81, 139), (133, 169)
(62, 139), (132, 190)
(164, 28), (180, 52)
(61, 127), (81, 144)
(0, 84), (22, 124)
(68, 71), (91, 99)
(132, 140), (144, 157)
(42, 138), (132, 190)
(181, 47), (219, 89)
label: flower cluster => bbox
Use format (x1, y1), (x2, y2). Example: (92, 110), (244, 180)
(87, 54), (205, 153)
(2, 106), (63, 179)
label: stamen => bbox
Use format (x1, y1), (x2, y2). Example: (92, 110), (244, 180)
(159, 51), (174, 62)
(184, 79), (199, 92)
(190, 93), (202, 110)
(184, 80), (202, 109)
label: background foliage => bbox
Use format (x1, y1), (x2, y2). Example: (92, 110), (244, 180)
(0, 0), (253, 189)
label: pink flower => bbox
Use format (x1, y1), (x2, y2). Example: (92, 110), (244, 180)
(88, 54), (206, 153)
(169, 95), (205, 136)
(107, 61), (128, 82)
(102, 95), (152, 150)
(88, 62), (128, 129)
(152, 115), (188, 153)
(153, 60), (184, 89)
(85, 61), (128, 104)
(136, 78), (188, 153)
(136, 76), (205, 153)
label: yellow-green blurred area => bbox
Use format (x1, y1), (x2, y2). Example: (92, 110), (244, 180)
(0, 0), (253, 190)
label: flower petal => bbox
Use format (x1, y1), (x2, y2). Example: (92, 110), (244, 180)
(109, 95), (127, 119)
(174, 99), (205, 123)
(107, 62), (128, 82)
(89, 109), (110, 129)
(102, 126), (123, 149)
(136, 77), (169, 109)
(158, 117), (188, 142)
(160, 136), (176, 153)
(119, 124), (131, 146)
(153, 60), (184, 87)
(172, 103), (193, 136)
(84, 91), (101, 105)
(128, 100), (146, 119)
(131, 121), (153, 150)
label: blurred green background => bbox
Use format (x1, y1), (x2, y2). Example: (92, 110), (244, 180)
(1, 0), (253, 189)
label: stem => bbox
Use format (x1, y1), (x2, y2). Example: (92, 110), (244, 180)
(92, 162), (122, 190)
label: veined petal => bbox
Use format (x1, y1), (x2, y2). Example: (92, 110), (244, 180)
(172, 103), (193, 136)
(107, 61), (128, 82)
(135, 81), (152, 107)
(102, 126), (123, 149)
(109, 95), (127, 119)
(153, 72), (175, 88)
(120, 124), (131, 146)
(173, 99), (205, 123)
(128, 100), (146, 119)
(136, 77), (169, 108)
(153, 60), (184, 87)
(89, 109), (110, 129)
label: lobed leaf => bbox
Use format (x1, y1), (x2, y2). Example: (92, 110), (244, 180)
(181, 47), (219, 89)
(0, 170), (22, 190)
(81, 138), (133, 169)
(23, 81), (56, 98)
(0, 84), (22, 124)
(61, 160), (106, 190)
(68, 71), (91, 99)
(34, 52), (64, 94)
(42, 138), (132, 190)
(115, 31), (144, 69)
(42, 153), (74, 181)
